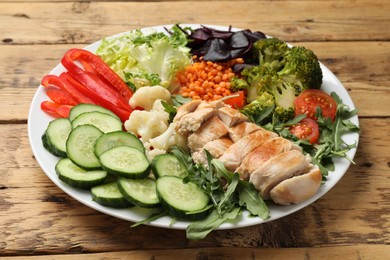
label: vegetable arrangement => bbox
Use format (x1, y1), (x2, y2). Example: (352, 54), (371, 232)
(39, 24), (359, 240)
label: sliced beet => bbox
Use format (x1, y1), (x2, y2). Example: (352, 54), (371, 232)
(203, 39), (232, 61)
(230, 31), (249, 49)
(182, 25), (266, 62)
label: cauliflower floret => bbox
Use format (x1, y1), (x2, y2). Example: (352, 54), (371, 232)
(147, 149), (166, 163)
(149, 122), (187, 151)
(124, 110), (169, 142)
(151, 99), (167, 112)
(129, 85), (171, 110)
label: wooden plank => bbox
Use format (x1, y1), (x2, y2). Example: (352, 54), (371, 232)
(0, 41), (389, 121)
(0, 118), (388, 255)
(0, 1), (389, 44)
(2, 245), (389, 260)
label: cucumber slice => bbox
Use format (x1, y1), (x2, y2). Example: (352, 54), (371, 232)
(71, 111), (122, 133)
(99, 146), (150, 179)
(55, 158), (107, 189)
(66, 124), (103, 170)
(94, 131), (145, 157)
(118, 177), (160, 208)
(42, 118), (72, 157)
(91, 182), (132, 208)
(69, 103), (119, 122)
(151, 154), (188, 179)
(156, 176), (210, 220)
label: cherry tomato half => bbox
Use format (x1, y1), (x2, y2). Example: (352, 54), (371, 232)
(223, 90), (245, 109)
(289, 118), (320, 144)
(294, 89), (337, 120)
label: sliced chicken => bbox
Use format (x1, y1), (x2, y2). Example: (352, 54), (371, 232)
(175, 100), (224, 135)
(236, 137), (295, 180)
(217, 106), (249, 127)
(270, 164), (322, 205)
(249, 150), (311, 200)
(187, 116), (229, 152)
(192, 137), (234, 166)
(218, 130), (276, 172)
(228, 122), (277, 143)
(173, 99), (202, 123)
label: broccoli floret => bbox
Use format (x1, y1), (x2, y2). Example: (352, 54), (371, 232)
(238, 64), (297, 124)
(240, 77), (296, 125)
(274, 106), (295, 123)
(272, 79), (296, 109)
(252, 38), (289, 71)
(277, 46), (323, 90)
(240, 92), (275, 125)
(230, 77), (250, 93)
(240, 65), (277, 102)
(269, 76), (296, 123)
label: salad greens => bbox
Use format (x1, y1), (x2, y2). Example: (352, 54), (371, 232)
(96, 25), (191, 91)
(168, 147), (269, 239)
(260, 92), (360, 178)
(132, 147), (270, 240)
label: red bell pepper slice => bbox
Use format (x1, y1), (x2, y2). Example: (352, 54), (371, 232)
(41, 101), (73, 118)
(65, 48), (133, 101)
(42, 74), (94, 104)
(60, 72), (132, 122)
(45, 87), (78, 106)
(61, 72), (131, 122)
(61, 50), (131, 111)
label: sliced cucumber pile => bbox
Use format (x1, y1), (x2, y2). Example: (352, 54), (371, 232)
(42, 103), (212, 221)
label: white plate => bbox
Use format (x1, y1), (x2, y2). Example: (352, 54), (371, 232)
(28, 24), (359, 230)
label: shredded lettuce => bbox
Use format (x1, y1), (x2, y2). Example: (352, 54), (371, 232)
(96, 25), (192, 92)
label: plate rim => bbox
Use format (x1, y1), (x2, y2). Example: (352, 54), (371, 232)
(28, 24), (360, 230)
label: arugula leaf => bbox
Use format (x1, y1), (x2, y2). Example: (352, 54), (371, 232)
(167, 148), (270, 238)
(172, 94), (192, 107)
(130, 210), (168, 228)
(237, 180), (270, 219)
(310, 92), (360, 176)
(186, 207), (241, 240)
(161, 100), (177, 123)
(216, 173), (239, 215)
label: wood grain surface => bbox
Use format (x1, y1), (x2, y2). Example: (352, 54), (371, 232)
(0, 0), (389, 258)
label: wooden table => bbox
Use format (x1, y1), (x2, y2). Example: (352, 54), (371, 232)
(1, 0), (389, 259)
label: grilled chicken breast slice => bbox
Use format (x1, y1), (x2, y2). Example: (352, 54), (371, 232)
(236, 137), (295, 180)
(173, 99), (202, 123)
(175, 100), (224, 135)
(187, 116), (229, 152)
(270, 164), (322, 205)
(249, 150), (311, 200)
(192, 137), (234, 166)
(218, 130), (276, 172)
(217, 106), (249, 127)
(228, 122), (277, 143)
